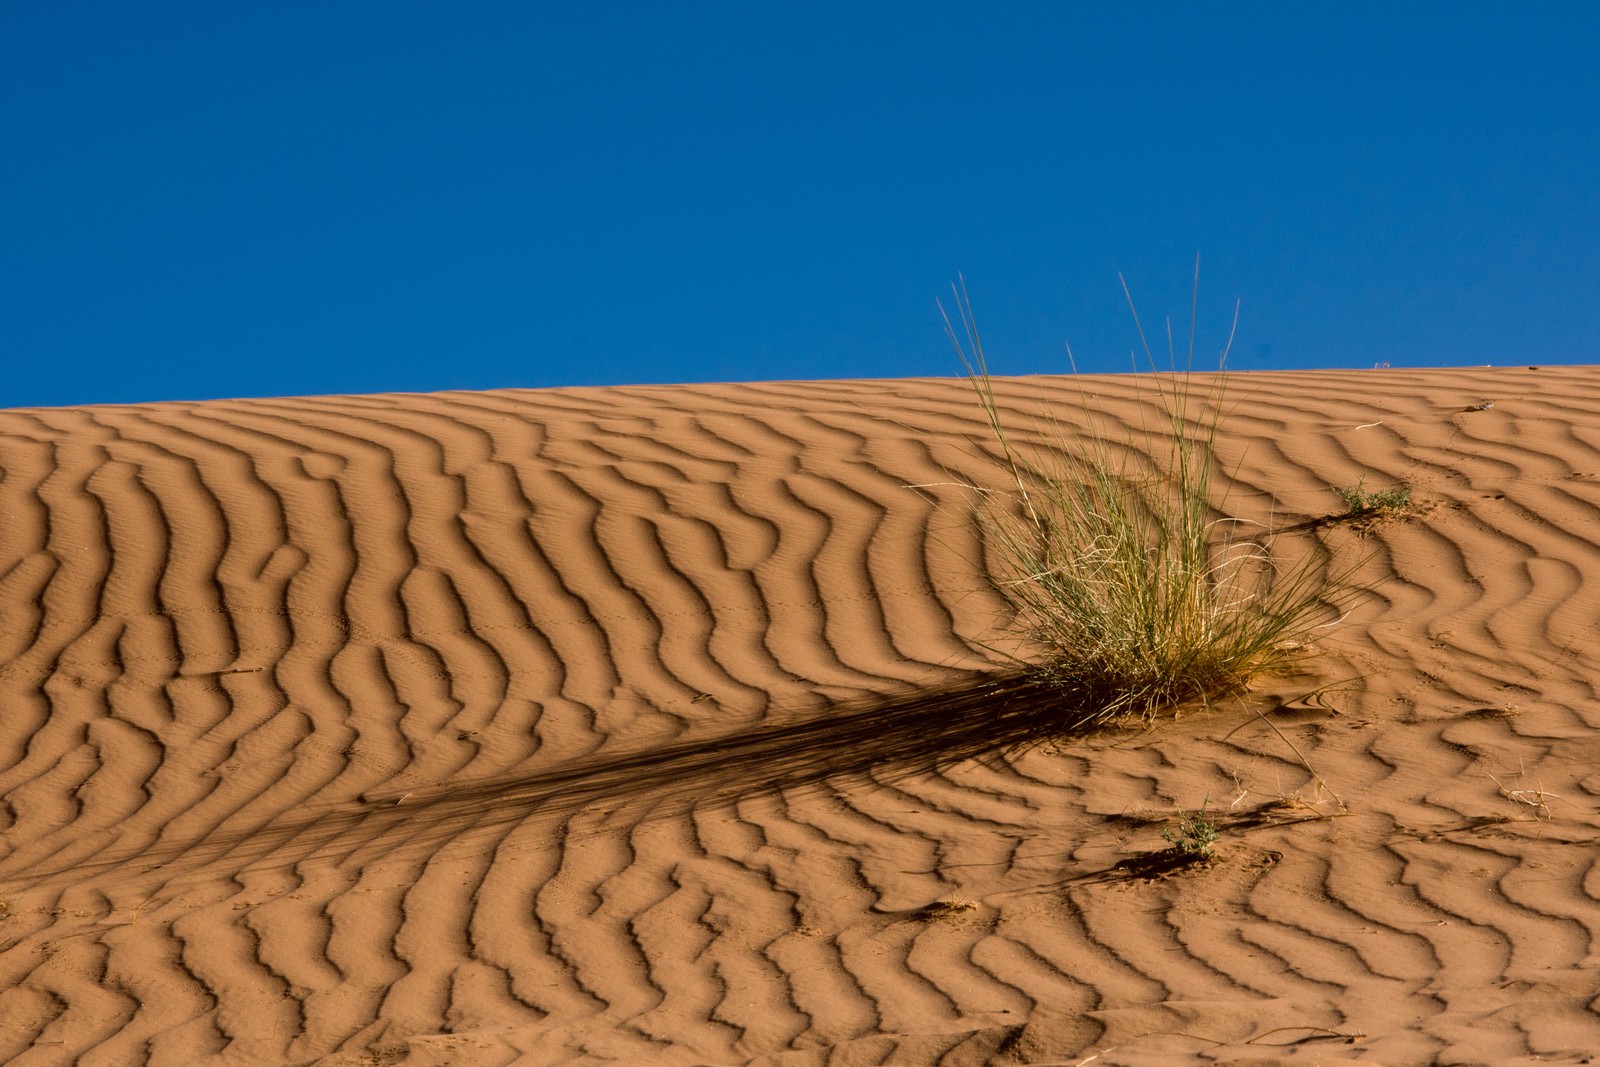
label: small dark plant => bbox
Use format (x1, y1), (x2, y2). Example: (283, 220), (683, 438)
(1332, 477), (1411, 515)
(1161, 799), (1219, 859)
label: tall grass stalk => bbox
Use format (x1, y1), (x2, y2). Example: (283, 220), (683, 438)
(942, 272), (1352, 728)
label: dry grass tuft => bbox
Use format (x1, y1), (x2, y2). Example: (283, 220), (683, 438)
(943, 268), (1365, 729)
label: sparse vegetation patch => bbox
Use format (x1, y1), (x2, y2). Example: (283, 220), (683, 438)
(943, 269), (1363, 729)
(1332, 477), (1411, 516)
(1162, 800), (1219, 859)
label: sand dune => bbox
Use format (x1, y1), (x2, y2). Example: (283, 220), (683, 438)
(3, 367), (1600, 1065)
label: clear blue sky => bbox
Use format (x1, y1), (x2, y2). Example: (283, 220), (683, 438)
(5, 3), (1598, 407)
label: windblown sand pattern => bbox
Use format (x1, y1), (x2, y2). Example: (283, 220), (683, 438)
(3, 367), (1600, 1065)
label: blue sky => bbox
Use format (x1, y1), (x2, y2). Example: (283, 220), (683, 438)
(5, 3), (1598, 407)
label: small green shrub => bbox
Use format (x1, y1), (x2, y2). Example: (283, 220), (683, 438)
(942, 271), (1360, 728)
(1332, 478), (1411, 515)
(1162, 800), (1219, 859)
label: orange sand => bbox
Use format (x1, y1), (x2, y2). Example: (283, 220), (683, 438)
(2, 367), (1598, 1065)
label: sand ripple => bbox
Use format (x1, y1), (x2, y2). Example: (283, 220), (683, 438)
(3, 367), (1600, 1064)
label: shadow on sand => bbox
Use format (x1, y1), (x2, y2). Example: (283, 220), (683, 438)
(13, 670), (1094, 893)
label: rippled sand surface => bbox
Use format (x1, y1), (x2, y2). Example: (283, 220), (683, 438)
(3, 367), (1598, 1065)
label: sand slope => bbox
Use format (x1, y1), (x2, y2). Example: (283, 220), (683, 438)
(2, 367), (1599, 1065)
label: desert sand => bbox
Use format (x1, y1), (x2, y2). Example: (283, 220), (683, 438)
(2, 367), (1599, 1065)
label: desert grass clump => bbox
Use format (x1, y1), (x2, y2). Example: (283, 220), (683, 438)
(943, 272), (1352, 729)
(1332, 477), (1411, 515)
